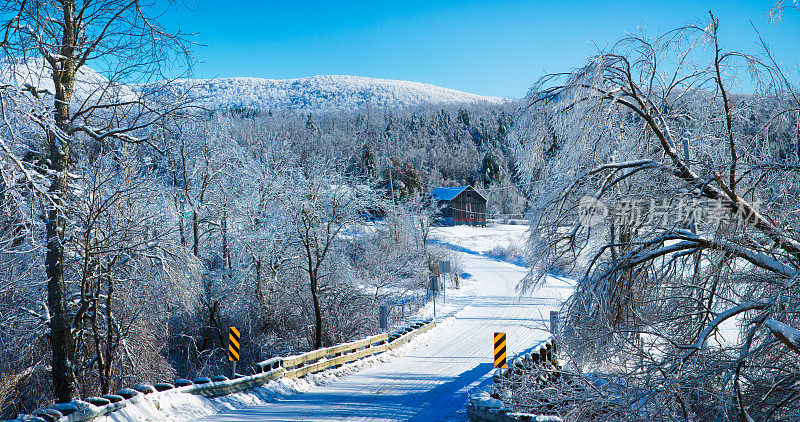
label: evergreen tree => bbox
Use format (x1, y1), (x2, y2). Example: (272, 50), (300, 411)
(361, 144), (377, 177)
(480, 150), (501, 186)
(385, 158), (423, 200)
(306, 113), (317, 133)
(497, 111), (509, 139)
(457, 108), (471, 128)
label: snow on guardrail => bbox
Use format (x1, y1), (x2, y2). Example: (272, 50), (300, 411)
(493, 337), (558, 382)
(468, 336), (562, 422)
(6, 319), (436, 422)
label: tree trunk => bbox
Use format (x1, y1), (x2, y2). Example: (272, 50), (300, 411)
(253, 256), (263, 299)
(178, 200), (186, 247)
(45, 0), (81, 401)
(310, 276), (323, 349)
(91, 289), (107, 394)
(103, 273), (115, 395)
(192, 209), (200, 257)
(222, 211), (230, 271)
(46, 134), (76, 403)
(47, 36), (77, 401)
(46, 199), (75, 403)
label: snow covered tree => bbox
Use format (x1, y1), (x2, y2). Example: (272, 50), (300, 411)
(1, 0), (193, 403)
(514, 15), (800, 421)
(69, 147), (201, 395)
(457, 108), (471, 128)
(360, 144), (377, 178)
(480, 150), (501, 187)
(278, 169), (369, 349)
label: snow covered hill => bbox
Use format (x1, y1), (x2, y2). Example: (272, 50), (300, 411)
(0, 58), (136, 106)
(1, 58), (510, 112)
(170, 75), (511, 112)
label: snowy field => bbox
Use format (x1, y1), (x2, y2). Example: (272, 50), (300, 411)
(102, 225), (574, 422)
(431, 224), (529, 255)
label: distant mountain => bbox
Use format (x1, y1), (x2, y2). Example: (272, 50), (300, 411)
(0, 58), (137, 106)
(170, 75), (511, 112)
(1, 58), (510, 112)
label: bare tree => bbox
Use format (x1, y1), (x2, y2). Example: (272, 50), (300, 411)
(1, 0), (193, 403)
(0, 82), (51, 415)
(279, 169), (368, 349)
(514, 15), (800, 421)
(68, 146), (200, 394)
(767, 0), (800, 23)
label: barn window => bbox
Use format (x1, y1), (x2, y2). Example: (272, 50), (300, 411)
(467, 193), (471, 198)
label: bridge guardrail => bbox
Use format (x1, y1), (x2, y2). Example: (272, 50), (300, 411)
(8, 318), (436, 422)
(468, 337), (562, 422)
(493, 337), (557, 382)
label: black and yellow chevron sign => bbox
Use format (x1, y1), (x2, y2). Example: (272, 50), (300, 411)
(228, 327), (240, 362)
(494, 332), (507, 368)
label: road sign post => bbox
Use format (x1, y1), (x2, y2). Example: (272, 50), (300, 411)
(379, 305), (388, 329)
(494, 332), (507, 369)
(440, 273), (444, 303)
(438, 261), (450, 303)
(429, 275), (438, 319)
(228, 326), (240, 378)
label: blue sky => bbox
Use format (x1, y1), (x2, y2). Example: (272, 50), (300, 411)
(163, 0), (800, 98)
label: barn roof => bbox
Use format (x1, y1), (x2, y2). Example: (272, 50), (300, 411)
(431, 186), (468, 201)
(431, 185), (486, 202)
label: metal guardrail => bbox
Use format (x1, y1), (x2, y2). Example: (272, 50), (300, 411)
(8, 319), (436, 422)
(468, 337), (562, 422)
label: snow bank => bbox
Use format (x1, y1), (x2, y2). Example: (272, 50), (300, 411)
(470, 391), (505, 410)
(467, 393), (564, 422)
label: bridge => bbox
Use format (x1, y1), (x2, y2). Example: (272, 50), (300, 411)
(196, 226), (573, 422)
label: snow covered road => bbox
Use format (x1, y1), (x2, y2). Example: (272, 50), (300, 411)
(195, 225), (574, 422)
